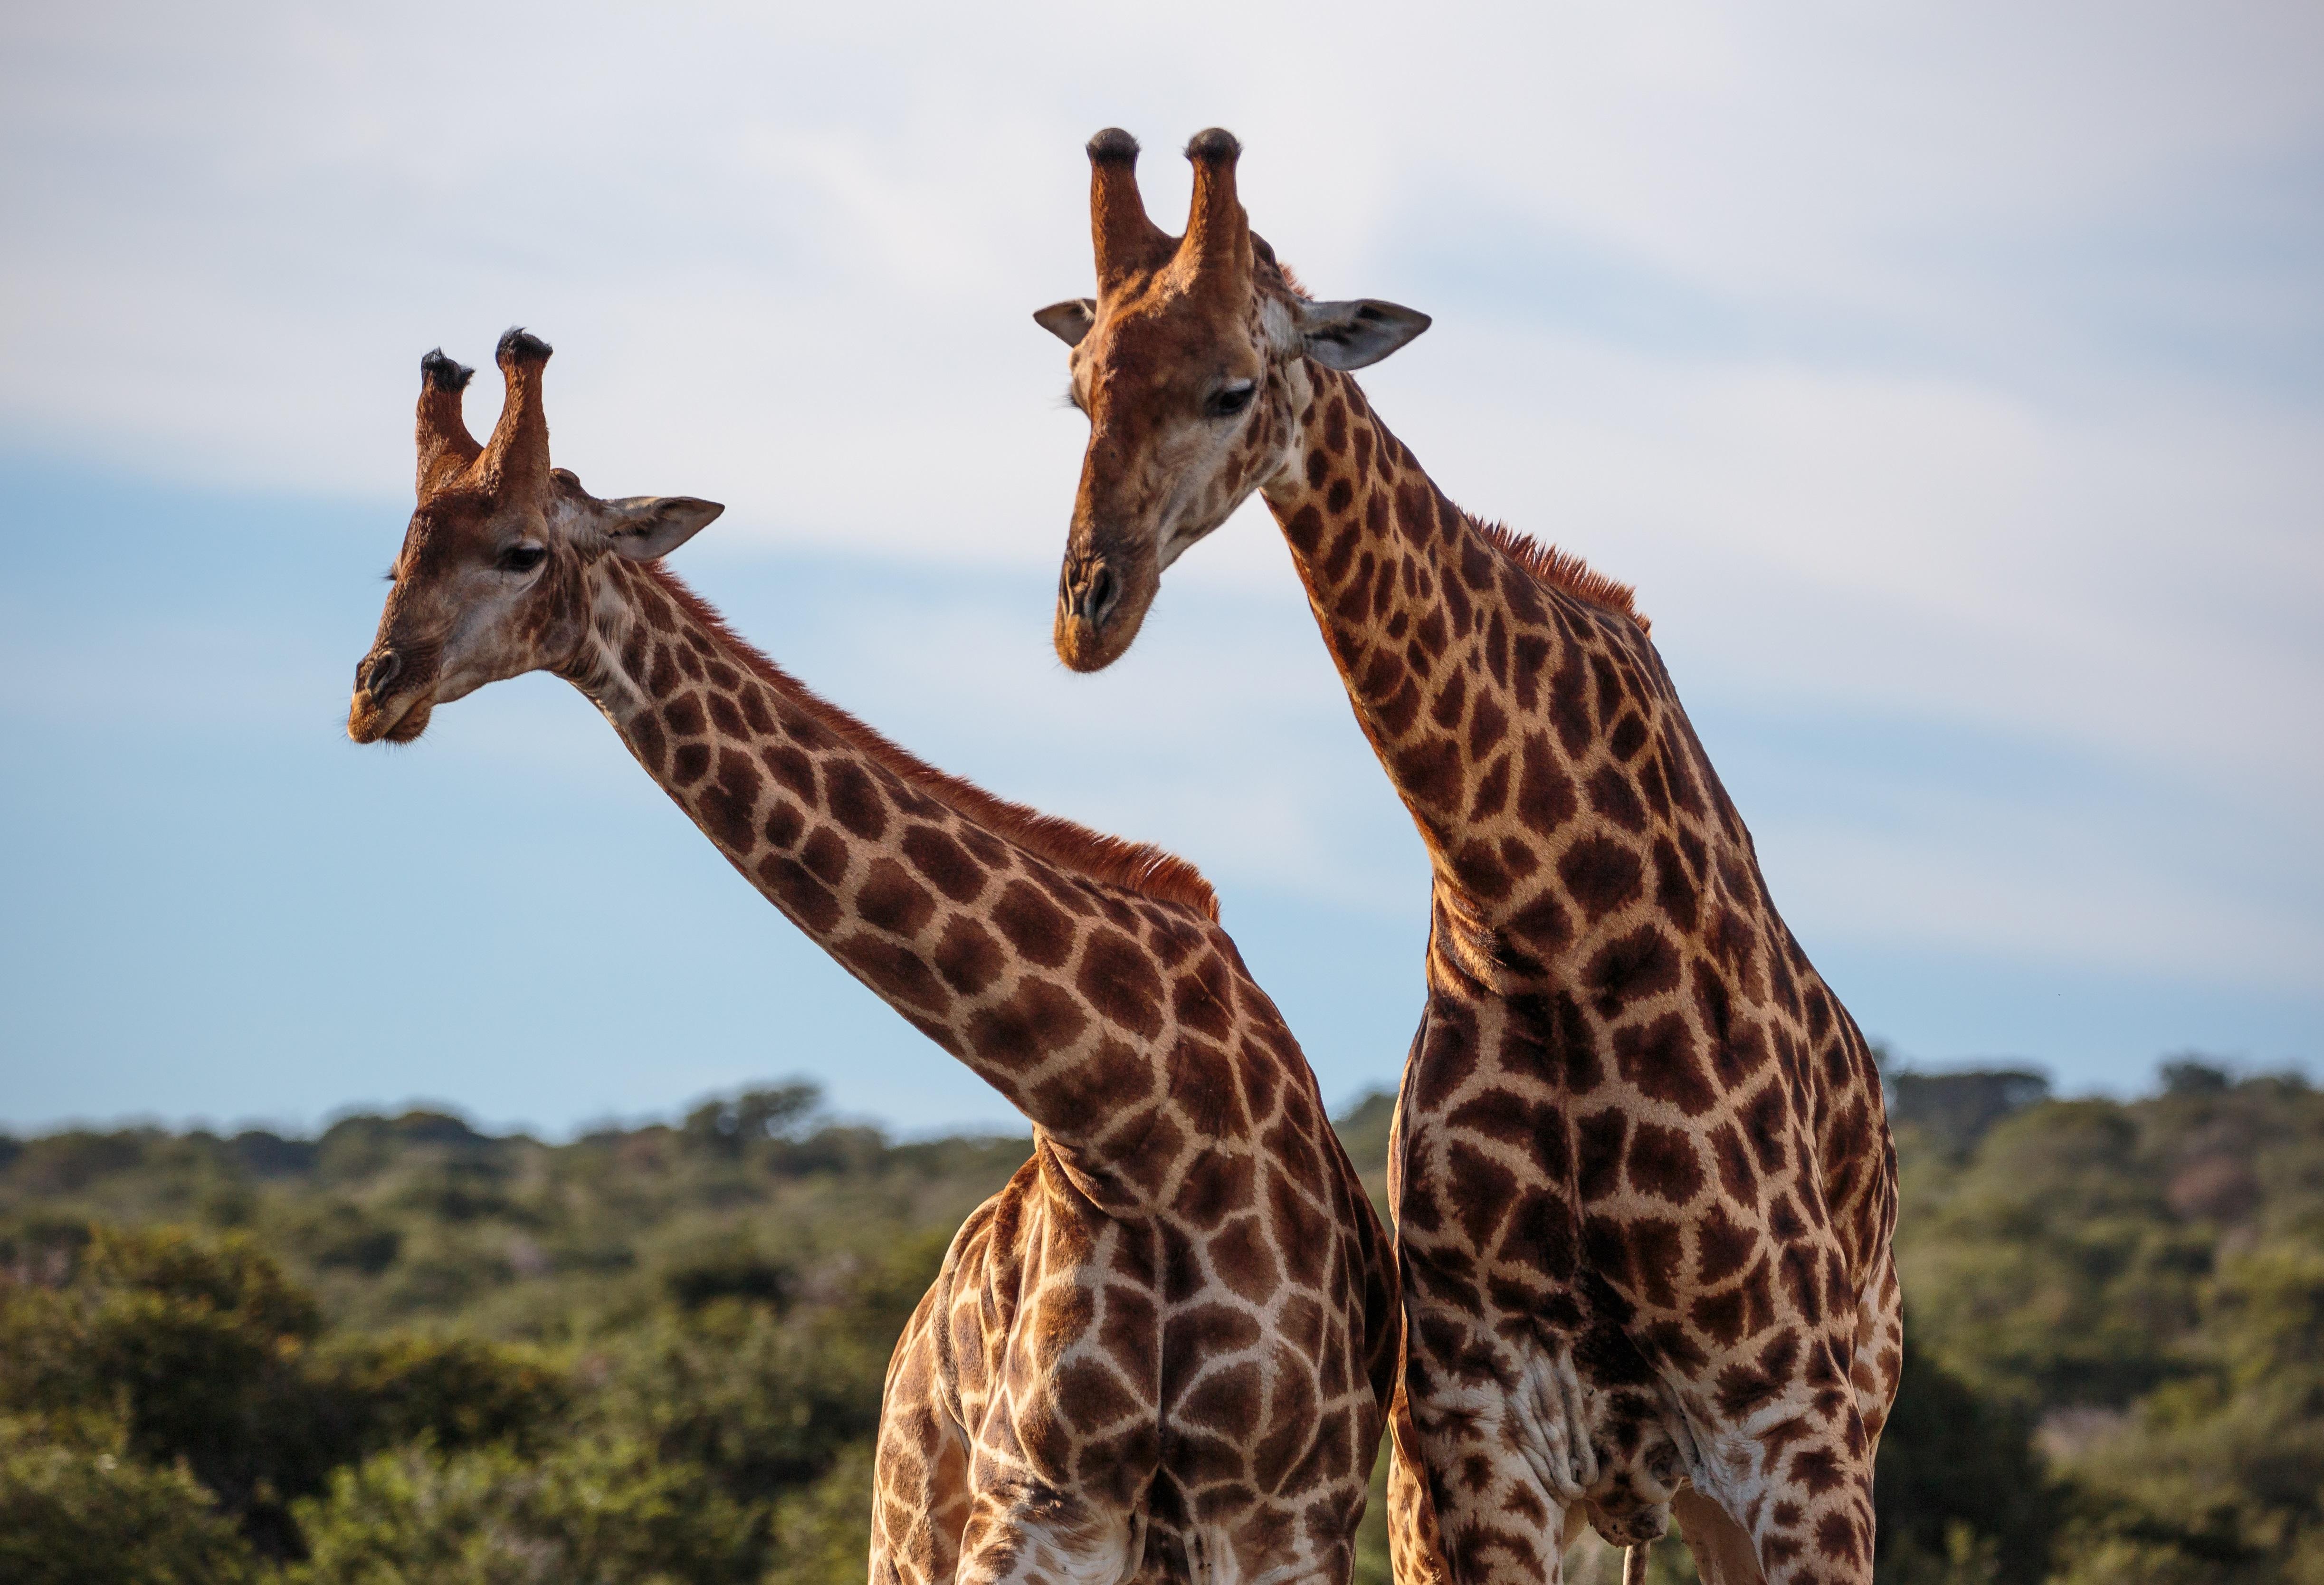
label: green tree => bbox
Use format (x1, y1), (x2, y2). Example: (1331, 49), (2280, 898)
(0, 1419), (259, 1585)
(288, 1439), (760, 1585)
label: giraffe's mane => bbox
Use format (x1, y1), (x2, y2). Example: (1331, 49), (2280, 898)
(1465, 514), (1650, 634)
(643, 566), (1222, 922)
(1257, 249), (1648, 635)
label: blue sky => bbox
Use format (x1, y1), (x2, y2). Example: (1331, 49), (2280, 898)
(2, 2), (2318, 1136)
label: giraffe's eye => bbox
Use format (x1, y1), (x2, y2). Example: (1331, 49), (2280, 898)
(1206, 380), (1257, 419)
(496, 544), (547, 573)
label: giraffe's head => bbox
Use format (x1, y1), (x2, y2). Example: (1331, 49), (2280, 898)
(1038, 129), (1430, 672)
(348, 330), (724, 743)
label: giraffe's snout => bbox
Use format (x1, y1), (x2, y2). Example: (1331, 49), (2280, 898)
(347, 646), (435, 744)
(1052, 542), (1156, 673)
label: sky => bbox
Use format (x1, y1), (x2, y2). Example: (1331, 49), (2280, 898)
(2, 1), (2319, 1138)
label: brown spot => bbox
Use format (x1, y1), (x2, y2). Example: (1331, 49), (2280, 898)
(1691, 1289), (1748, 1346)
(1414, 609), (1450, 660)
(966, 975), (1087, 1070)
(1505, 888), (1572, 950)
(760, 742), (817, 802)
(1591, 653), (1624, 724)
(1178, 1151), (1257, 1232)
(1548, 650), (1593, 754)
(663, 692), (706, 738)
(1053, 1356), (1140, 1434)
(993, 878), (1076, 968)
(1586, 928), (1682, 1018)
(1614, 1012), (1719, 1116)
(834, 930), (950, 1012)
(900, 823), (988, 904)
(857, 859), (937, 937)
(1815, 1508), (1862, 1562)
(1413, 1002), (1480, 1111)
(932, 915), (1006, 994)
(698, 749), (763, 852)
(1451, 840), (1514, 902)
(670, 742), (711, 786)
(1172, 952), (1238, 1040)
(1794, 1446), (1848, 1499)
(1441, 1134), (1515, 1245)
(1625, 1120), (1705, 1205)
(1181, 1356), (1265, 1438)
(1557, 837), (1643, 920)
(1630, 1217), (1683, 1308)
(1694, 1201), (1758, 1286)
(821, 759), (888, 840)
(757, 855), (840, 933)
(1162, 1301), (1263, 1383)
(1587, 765), (1648, 833)
(1575, 1108), (1629, 1203)
(1392, 735), (1463, 809)
(1429, 669), (1468, 729)
(762, 801), (804, 850)
(1029, 1034), (1156, 1129)
(1076, 927), (1164, 1039)
(1741, 1083), (1791, 1175)
(1209, 1215), (1283, 1302)
(1514, 733), (1576, 835)
(1375, 676), (1423, 737)
(801, 825), (849, 887)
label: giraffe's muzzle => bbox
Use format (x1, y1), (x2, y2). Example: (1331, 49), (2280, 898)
(348, 647), (434, 744)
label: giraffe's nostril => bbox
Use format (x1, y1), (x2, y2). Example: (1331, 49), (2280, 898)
(363, 650), (402, 699)
(1060, 557), (1121, 631)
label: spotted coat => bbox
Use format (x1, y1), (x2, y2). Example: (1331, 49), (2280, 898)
(1039, 131), (1903, 1585)
(348, 331), (1403, 1585)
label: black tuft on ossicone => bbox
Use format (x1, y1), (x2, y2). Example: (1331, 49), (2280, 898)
(419, 348), (475, 391)
(1087, 127), (1140, 164)
(1184, 127), (1240, 163)
(496, 326), (553, 364)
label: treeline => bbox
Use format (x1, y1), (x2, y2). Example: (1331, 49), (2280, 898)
(1, 1060), (2318, 1584)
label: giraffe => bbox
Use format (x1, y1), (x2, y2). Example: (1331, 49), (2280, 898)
(1027, 131), (1904, 1585)
(348, 329), (1404, 1585)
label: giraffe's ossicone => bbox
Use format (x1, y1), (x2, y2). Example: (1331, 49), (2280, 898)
(1031, 131), (1904, 1585)
(350, 330), (1405, 1585)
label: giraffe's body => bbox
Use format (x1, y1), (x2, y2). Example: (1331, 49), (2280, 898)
(1035, 132), (1903, 1585)
(349, 332), (1400, 1585)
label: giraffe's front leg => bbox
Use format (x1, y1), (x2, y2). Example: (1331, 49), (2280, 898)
(873, 1293), (974, 1585)
(1400, 1298), (1581, 1585)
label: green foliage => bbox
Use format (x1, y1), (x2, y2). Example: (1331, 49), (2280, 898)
(286, 1438), (760, 1585)
(2, 1068), (2319, 1582)
(1874, 1338), (2053, 1583)
(1891, 1063), (2324, 1583)
(0, 1418), (260, 1585)
(762, 1441), (877, 1585)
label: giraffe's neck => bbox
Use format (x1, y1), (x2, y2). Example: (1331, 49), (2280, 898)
(561, 555), (1199, 1165)
(1258, 367), (1724, 965)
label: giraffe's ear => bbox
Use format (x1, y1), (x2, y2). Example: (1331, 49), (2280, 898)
(593, 496), (725, 562)
(1295, 299), (1431, 371)
(1033, 298), (1097, 347)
